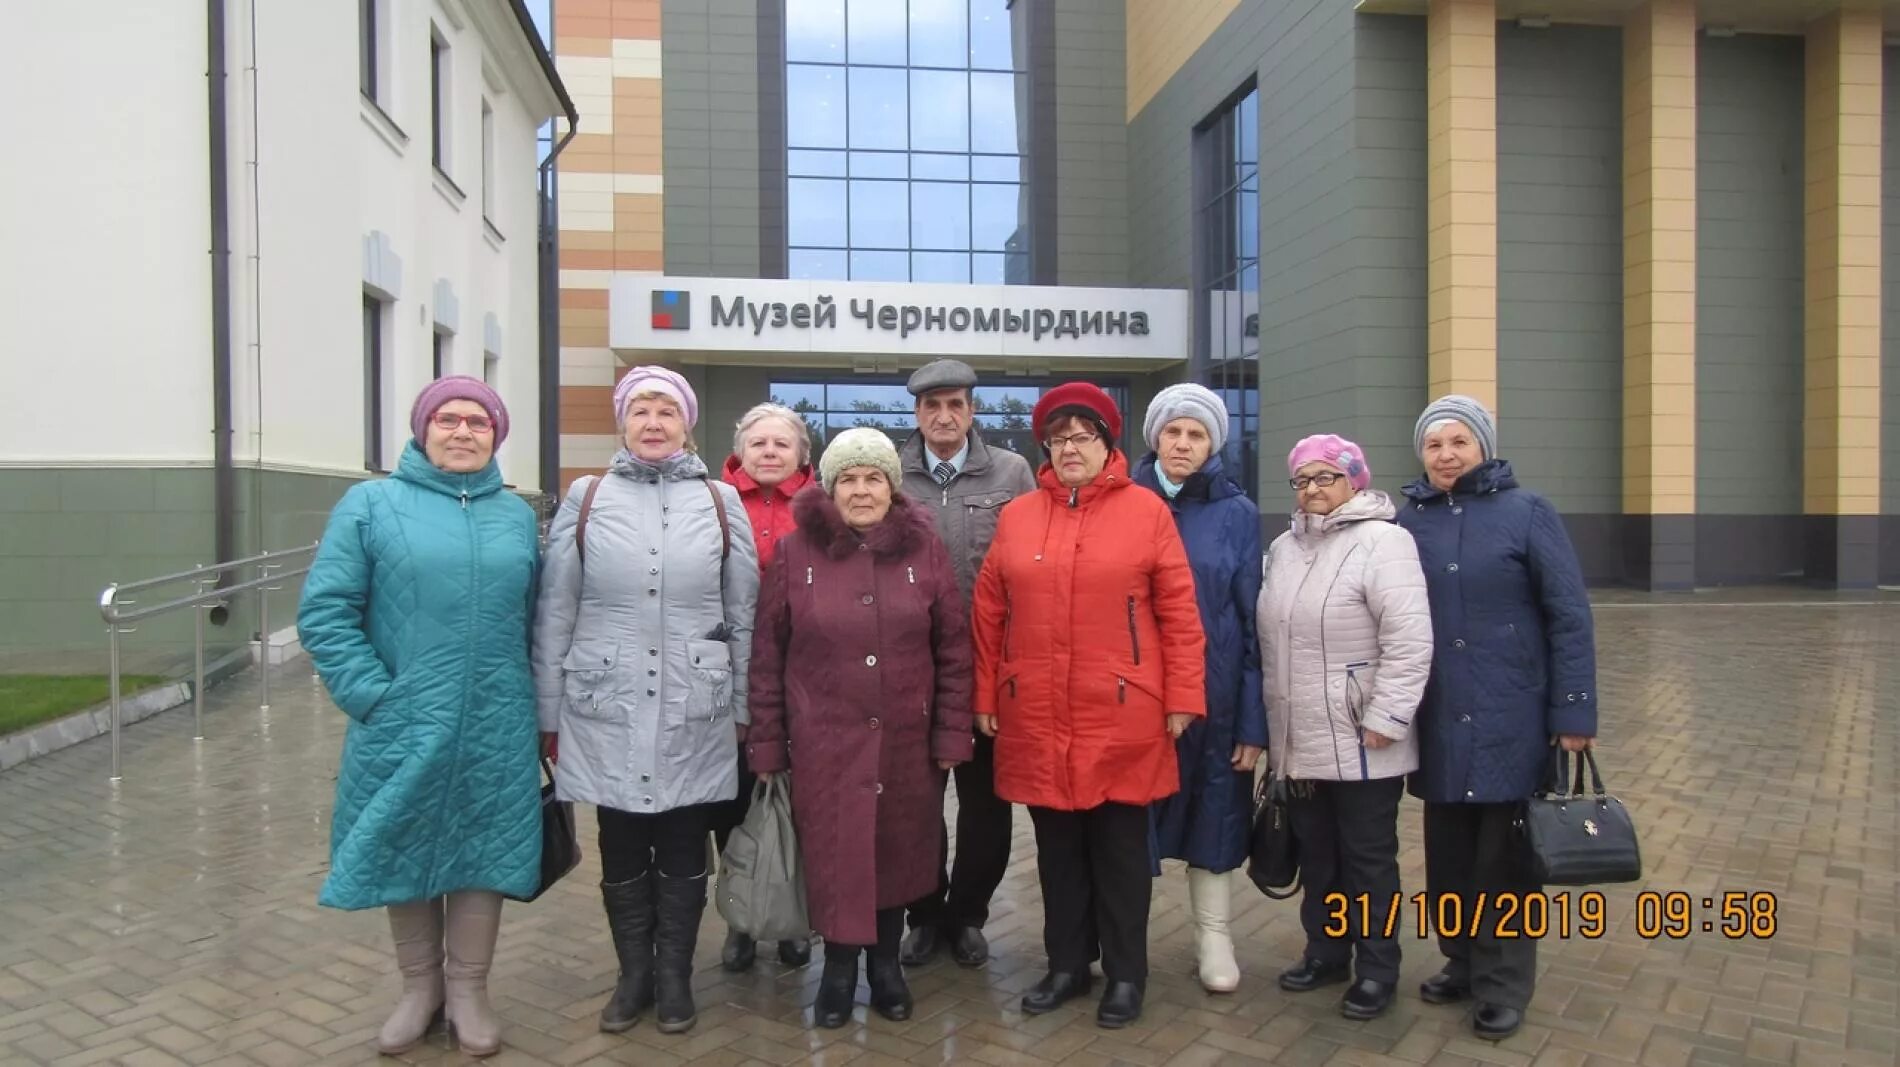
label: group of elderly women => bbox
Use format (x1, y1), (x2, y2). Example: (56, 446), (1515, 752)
(299, 366), (1597, 1057)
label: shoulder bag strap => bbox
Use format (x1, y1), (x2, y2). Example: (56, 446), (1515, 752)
(575, 473), (606, 564)
(704, 479), (731, 560)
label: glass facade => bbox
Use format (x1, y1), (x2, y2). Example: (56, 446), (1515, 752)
(784, 0), (1031, 284)
(1195, 85), (1260, 499)
(770, 380), (1129, 457)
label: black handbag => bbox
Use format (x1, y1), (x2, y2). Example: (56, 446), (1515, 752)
(510, 757), (580, 903)
(1245, 771), (1302, 900)
(1518, 748), (1642, 886)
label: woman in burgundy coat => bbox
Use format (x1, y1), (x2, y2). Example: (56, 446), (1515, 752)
(746, 427), (975, 1029)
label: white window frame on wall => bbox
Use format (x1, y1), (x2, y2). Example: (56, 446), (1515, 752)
(363, 293), (393, 472)
(481, 98), (496, 221)
(430, 25), (454, 177)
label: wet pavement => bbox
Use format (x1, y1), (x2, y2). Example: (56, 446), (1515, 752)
(0, 592), (1895, 1066)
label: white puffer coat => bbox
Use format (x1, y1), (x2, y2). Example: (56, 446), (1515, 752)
(1256, 489), (1432, 781)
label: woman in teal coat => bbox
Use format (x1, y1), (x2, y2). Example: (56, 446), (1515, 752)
(298, 377), (541, 1059)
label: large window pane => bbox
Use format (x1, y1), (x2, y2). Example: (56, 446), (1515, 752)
(1237, 89), (1260, 167)
(849, 150), (906, 178)
(968, 0), (1016, 70)
(850, 251), (909, 280)
(848, 67), (907, 150)
(973, 251), (1028, 284)
(788, 178), (846, 247)
(790, 248), (847, 280)
(970, 182), (1021, 251)
(909, 0), (967, 69)
(849, 180), (907, 248)
(847, 0), (906, 64)
(971, 155), (1019, 182)
(911, 181), (970, 251)
(787, 65), (846, 148)
(912, 252), (970, 283)
(788, 149), (847, 177)
(909, 70), (969, 152)
(1237, 174), (1259, 260)
(969, 72), (1023, 153)
(911, 153), (968, 180)
(786, 0), (845, 63)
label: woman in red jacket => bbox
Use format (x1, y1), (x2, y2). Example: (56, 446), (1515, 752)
(714, 402), (817, 971)
(971, 382), (1207, 1029)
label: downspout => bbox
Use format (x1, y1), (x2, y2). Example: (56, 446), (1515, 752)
(537, 118), (577, 500)
(208, 0), (237, 620)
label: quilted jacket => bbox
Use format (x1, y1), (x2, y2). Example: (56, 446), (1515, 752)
(1257, 489), (1433, 782)
(533, 448), (760, 815)
(1132, 452), (1265, 873)
(298, 441), (543, 910)
(1396, 459), (1599, 804)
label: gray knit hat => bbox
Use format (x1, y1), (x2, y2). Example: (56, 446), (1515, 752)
(1142, 383), (1229, 456)
(1414, 394), (1497, 461)
(818, 427), (903, 493)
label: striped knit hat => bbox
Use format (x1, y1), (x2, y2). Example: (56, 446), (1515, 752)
(1414, 394), (1497, 461)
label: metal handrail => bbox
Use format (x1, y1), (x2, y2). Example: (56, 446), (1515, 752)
(96, 541), (320, 781)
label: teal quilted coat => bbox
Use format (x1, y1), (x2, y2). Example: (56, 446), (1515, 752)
(298, 442), (543, 909)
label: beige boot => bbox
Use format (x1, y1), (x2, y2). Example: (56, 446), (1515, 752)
(378, 899), (445, 1055)
(1186, 868), (1240, 993)
(443, 891), (504, 1057)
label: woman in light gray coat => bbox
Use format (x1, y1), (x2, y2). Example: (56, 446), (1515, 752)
(1257, 433), (1431, 1023)
(534, 366), (759, 1037)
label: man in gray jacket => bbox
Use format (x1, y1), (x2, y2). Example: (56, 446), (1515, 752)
(896, 358), (1037, 967)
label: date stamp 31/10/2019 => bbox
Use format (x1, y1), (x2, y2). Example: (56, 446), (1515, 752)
(1319, 891), (1780, 941)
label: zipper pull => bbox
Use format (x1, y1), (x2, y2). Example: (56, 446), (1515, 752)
(907, 565), (915, 584)
(460, 491), (469, 510)
(1117, 677), (1126, 703)
(806, 565), (813, 585)
(1068, 488), (1079, 508)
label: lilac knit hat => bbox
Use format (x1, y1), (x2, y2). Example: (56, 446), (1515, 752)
(410, 376), (509, 447)
(1287, 433), (1371, 491)
(613, 365), (698, 429)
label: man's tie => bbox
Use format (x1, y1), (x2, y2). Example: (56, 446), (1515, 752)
(933, 461), (955, 486)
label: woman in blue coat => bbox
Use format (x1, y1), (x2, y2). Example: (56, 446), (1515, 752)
(298, 377), (542, 1059)
(1132, 384), (1265, 994)
(1395, 395), (1598, 1042)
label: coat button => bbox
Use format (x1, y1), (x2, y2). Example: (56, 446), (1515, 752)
(649, 588), (658, 596)
(649, 547), (658, 554)
(648, 669), (657, 677)
(1567, 693), (1576, 702)
(644, 796), (653, 805)
(647, 689), (656, 697)
(1446, 563), (1459, 573)
(875, 783), (884, 794)
(1452, 506), (1463, 515)
(861, 594), (874, 605)
(868, 717), (880, 729)
(650, 566), (659, 574)
(649, 648), (658, 656)
(1465, 790), (1474, 798)
(1452, 639), (1465, 649)
(1460, 714), (1471, 723)
(641, 773), (651, 782)
(865, 655), (877, 667)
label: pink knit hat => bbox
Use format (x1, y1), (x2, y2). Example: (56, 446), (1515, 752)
(410, 376), (509, 447)
(1287, 433), (1371, 491)
(613, 365), (698, 429)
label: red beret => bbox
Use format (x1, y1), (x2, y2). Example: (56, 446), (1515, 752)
(1032, 382), (1123, 442)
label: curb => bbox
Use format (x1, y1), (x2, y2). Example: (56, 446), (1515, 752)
(0, 647), (258, 773)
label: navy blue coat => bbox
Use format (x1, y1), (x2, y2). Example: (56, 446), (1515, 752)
(1396, 459), (1598, 805)
(1133, 453), (1266, 873)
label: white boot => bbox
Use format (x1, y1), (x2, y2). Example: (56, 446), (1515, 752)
(1186, 868), (1240, 993)
(443, 891), (504, 1057)
(378, 899), (445, 1055)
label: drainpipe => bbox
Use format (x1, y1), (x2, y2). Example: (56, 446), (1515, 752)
(537, 120), (576, 502)
(208, 0), (237, 622)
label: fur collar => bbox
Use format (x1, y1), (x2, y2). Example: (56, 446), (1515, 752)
(791, 484), (932, 560)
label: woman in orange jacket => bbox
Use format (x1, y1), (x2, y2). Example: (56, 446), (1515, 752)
(971, 382), (1207, 1029)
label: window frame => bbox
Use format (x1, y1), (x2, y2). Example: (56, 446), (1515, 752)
(430, 26), (452, 174)
(363, 294), (385, 472)
(1192, 81), (1262, 501)
(480, 98), (496, 222)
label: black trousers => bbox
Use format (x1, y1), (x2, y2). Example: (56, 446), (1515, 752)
(711, 744), (754, 854)
(598, 802), (714, 884)
(1028, 802), (1151, 984)
(1423, 801), (1540, 1009)
(824, 907), (904, 959)
(907, 733), (1012, 932)
(1288, 777), (1405, 983)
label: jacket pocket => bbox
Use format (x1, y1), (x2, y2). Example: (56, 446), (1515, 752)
(1113, 671), (1165, 740)
(1126, 596), (1141, 665)
(1341, 661), (1377, 728)
(963, 493), (1012, 581)
(562, 641), (621, 722)
(686, 639), (734, 715)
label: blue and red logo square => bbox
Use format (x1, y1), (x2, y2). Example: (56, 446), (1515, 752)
(650, 289), (689, 330)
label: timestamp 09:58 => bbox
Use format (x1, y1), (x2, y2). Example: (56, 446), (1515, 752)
(1320, 891), (1779, 940)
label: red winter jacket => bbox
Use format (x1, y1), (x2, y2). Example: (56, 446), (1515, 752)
(971, 451), (1207, 810)
(721, 454), (814, 568)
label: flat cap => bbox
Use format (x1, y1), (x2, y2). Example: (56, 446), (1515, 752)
(906, 358), (978, 397)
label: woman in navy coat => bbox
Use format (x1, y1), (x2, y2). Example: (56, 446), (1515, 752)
(1132, 385), (1265, 995)
(1395, 395), (1599, 1042)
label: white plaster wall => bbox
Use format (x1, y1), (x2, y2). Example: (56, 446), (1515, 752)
(0, 4), (213, 464)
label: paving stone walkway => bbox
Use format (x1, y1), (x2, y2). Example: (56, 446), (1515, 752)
(1, 594), (1896, 1066)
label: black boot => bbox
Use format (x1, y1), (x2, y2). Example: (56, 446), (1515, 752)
(814, 948), (859, 1029)
(866, 910), (912, 1021)
(720, 929), (756, 972)
(778, 938), (812, 966)
(653, 870), (708, 1034)
(598, 873), (656, 1032)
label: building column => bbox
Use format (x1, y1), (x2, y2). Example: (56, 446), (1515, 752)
(1803, 9), (1883, 587)
(1621, 1), (1698, 590)
(1426, 0), (1498, 411)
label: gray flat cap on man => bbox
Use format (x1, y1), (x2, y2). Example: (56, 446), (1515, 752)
(906, 359), (978, 396)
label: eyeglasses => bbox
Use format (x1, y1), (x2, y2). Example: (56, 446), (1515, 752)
(1289, 472), (1346, 490)
(1044, 431), (1100, 452)
(432, 412), (495, 434)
